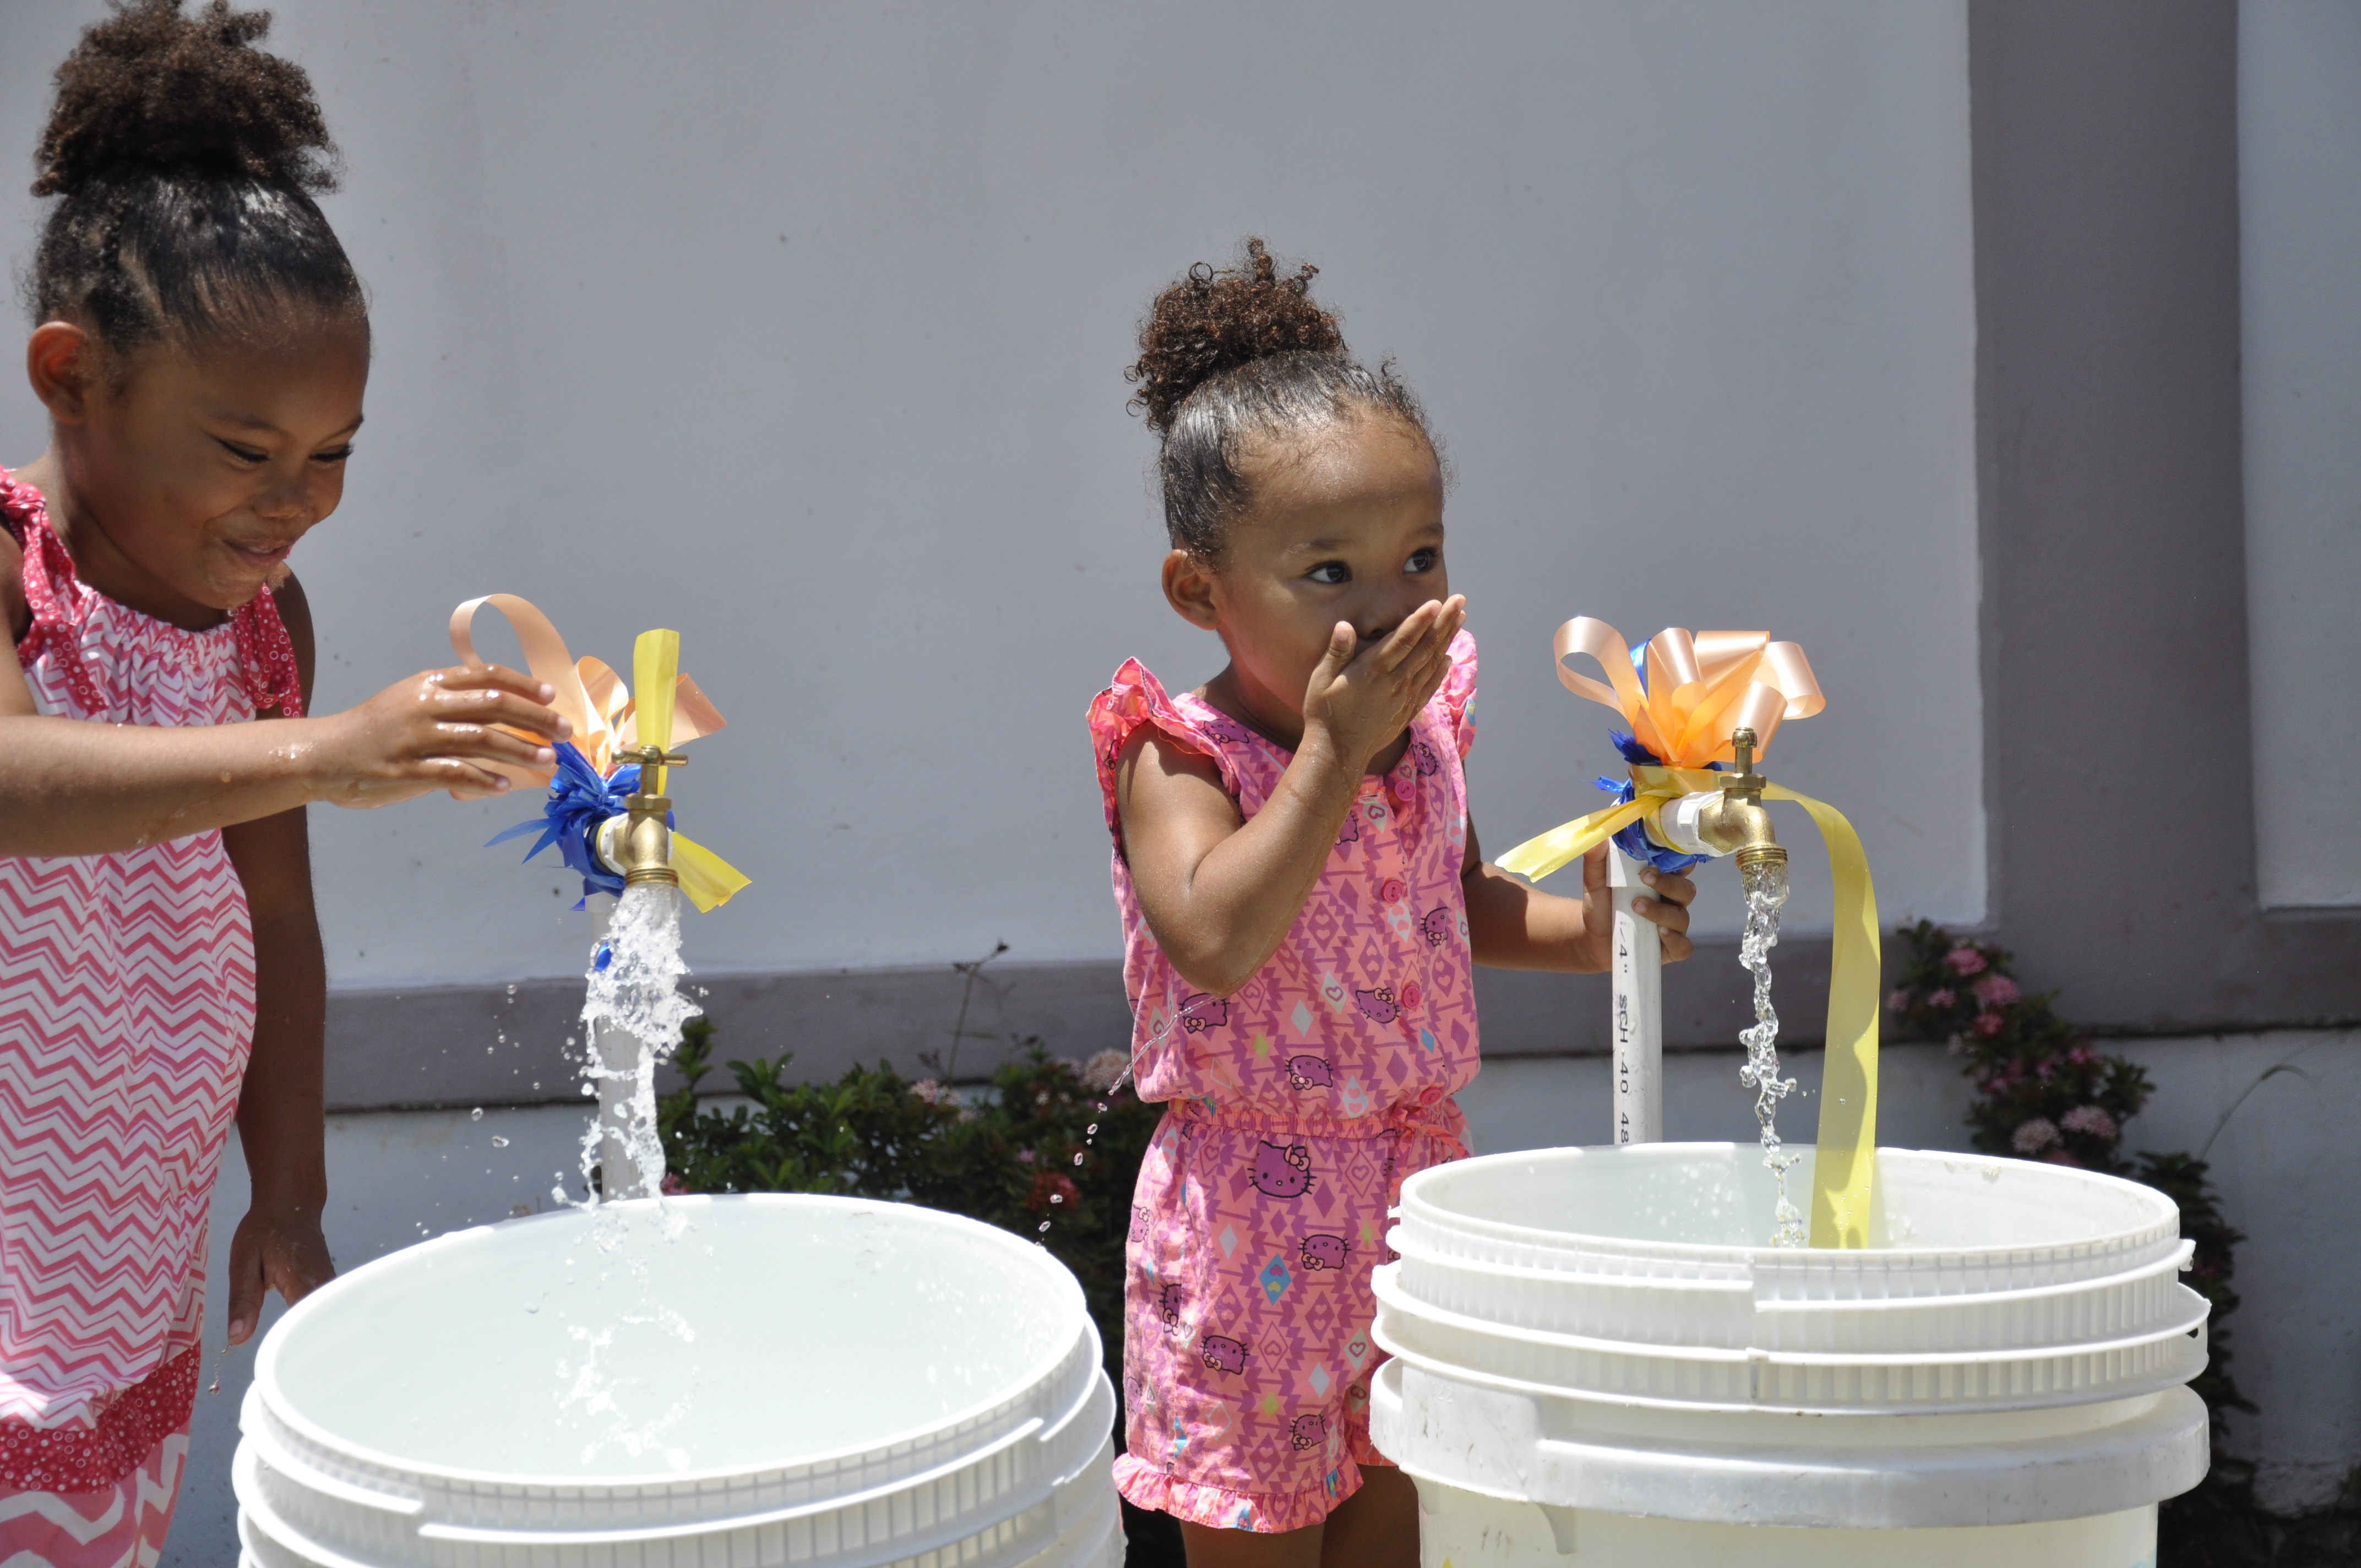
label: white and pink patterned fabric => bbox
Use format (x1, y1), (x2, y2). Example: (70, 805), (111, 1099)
(1087, 632), (1480, 1533)
(0, 1412), (190, 1568)
(0, 467), (282, 1525)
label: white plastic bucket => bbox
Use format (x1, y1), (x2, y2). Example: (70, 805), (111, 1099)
(234, 1194), (1123, 1568)
(1368, 1144), (2209, 1566)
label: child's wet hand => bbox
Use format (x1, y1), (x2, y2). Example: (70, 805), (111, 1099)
(1635, 864), (1698, 962)
(319, 663), (574, 807)
(1302, 595), (1466, 771)
(225, 1201), (335, 1346)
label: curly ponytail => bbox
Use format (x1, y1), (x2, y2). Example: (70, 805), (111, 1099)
(1125, 238), (1435, 558)
(29, 0), (364, 360)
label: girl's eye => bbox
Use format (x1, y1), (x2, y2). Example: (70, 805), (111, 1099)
(313, 446), (356, 464)
(215, 438), (268, 465)
(1406, 548), (1439, 575)
(1307, 562), (1350, 586)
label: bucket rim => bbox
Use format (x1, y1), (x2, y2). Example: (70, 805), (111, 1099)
(1396, 1143), (2181, 1267)
(252, 1191), (1095, 1493)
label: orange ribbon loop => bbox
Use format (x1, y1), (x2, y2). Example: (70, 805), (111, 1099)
(1551, 616), (1823, 768)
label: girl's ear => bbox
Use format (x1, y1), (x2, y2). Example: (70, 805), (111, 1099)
(1161, 548), (1222, 631)
(25, 322), (100, 424)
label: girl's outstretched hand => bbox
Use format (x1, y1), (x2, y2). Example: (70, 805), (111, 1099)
(1301, 595), (1466, 773)
(315, 663), (572, 807)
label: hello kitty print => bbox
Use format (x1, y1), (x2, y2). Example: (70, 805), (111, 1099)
(1089, 631), (1480, 1534)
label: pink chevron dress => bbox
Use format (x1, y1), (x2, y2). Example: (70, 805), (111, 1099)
(1088, 631), (1480, 1533)
(0, 469), (301, 1561)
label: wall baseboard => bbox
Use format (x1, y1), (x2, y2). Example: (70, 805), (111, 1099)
(325, 937), (1829, 1112)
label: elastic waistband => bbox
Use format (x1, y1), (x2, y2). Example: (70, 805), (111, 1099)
(1158, 1094), (1466, 1144)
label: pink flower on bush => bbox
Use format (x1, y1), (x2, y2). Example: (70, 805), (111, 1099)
(1972, 1010), (2006, 1038)
(2068, 1044), (2102, 1069)
(660, 1172), (693, 1196)
(1016, 1148), (1036, 1165)
(1946, 946), (1989, 977)
(1927, 988), (1956, 1010)
(1973, 974), (2020, 1008)
(2012, 1117), (2059, 1154)
(911, 1078), (945, 1105)
(2060, 1104), (2118, 1141)
(1888, 989), (1912, 1013)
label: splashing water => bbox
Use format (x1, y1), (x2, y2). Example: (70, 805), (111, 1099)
(579, 881), (701, 1202)
(1737, 858), (1807, 1248)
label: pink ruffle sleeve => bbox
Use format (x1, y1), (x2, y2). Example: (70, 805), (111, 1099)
(1086, 660), (1239, 852)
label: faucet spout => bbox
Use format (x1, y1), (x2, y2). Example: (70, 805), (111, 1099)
(1694, 727), (1787, 872)
(596, 742), (689, 888)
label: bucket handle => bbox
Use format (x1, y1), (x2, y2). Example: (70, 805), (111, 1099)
(419, 1413), (1052, 1548)
(242, 1419), (425, 1518)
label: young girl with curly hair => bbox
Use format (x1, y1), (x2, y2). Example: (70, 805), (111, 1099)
(0, 4), (568, 1557)
(1089, 241), (1699, 1567)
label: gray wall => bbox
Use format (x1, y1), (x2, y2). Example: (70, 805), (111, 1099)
(1, 1), (2352, 1104)
(1968, 0), (2360, 1035)
(2239, 0), (2361, 911)
(0, 1), (1988, 1093)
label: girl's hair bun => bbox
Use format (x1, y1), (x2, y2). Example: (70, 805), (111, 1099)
(1127, 238), (1343, 433)
(32, 0), (338, 199)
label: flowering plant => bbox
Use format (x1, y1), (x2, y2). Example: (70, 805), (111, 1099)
(1886, 920), (2152, 1170)
(1888, 920), (2259, 1546)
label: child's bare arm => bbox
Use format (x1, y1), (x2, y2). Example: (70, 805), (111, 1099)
(1461, 825), (1696, 971)
(221, 803), (332, 1344)
(220, 586), (334, 1344)
(1118, 600), (1464, 997)
(0, 572), (572, 856)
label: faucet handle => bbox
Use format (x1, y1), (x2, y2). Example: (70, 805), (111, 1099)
(1723, 726), (1766, 794)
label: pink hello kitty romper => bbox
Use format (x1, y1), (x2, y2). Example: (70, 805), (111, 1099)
(0, 470), (301, 1563)
(1087, 631), (1480, 1533)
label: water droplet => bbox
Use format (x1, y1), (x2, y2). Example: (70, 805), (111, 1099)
(471, 1108), (483, 1121)
(507, 983), (518, 998)
(1086, 1124), (1098, 1136)
(492, 1135), (510, 1147)
(1036, 1221), (1051, 1233)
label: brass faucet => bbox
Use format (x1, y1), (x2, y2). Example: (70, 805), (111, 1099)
(610, 742), (689, 888)
(1694, 727), (1786, 872)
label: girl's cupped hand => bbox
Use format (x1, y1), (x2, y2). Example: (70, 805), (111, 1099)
(1300, 595), (1466, 774)
(314, 663), (572, 807)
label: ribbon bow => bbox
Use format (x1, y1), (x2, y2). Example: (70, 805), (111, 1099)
(453, 594), (750, 914)
(1497, 617), (1880, 1249)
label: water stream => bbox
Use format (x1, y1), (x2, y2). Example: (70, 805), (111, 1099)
(1737, 858), (1807, 1248)
(578, 881), (699, 1202)
(554, 880), (704, 1464)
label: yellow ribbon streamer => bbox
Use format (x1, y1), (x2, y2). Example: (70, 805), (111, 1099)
(448, 595), (750, 913)
(1498, 618), (1879, 1248)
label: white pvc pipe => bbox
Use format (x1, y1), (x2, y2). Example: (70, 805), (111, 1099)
(1606, 848), (1664, 1145)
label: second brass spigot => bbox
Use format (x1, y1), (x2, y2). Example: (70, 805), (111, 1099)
(1694, 727), (1786, 872)
(600, 742), (689, 888)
